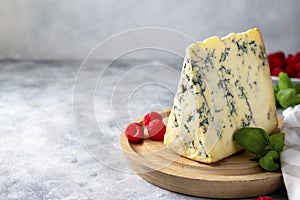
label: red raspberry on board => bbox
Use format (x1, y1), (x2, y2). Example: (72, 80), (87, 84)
(125, 123), (144, 143)
(143, 112), (163, 127)
(147, 119), (166, 141)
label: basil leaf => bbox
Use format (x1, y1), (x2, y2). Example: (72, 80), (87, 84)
(270, 133), (285, 152)
(295, 83), (300, 94)
(276, 88), (298, 109)
(296, 94), (300, 104)
(278, 72), (294, 90)
(273, 84), (280, 106)
(233, 128), (270, 155)
(273, 84), (279, 95)
(259, 150), (280, 171)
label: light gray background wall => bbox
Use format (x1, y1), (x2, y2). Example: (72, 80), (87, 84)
(0, 0), (299, 60)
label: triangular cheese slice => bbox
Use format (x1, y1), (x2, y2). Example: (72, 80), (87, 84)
(164, 28), (278, 163)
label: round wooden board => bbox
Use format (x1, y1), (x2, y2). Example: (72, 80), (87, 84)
(120, 109), (284, 199)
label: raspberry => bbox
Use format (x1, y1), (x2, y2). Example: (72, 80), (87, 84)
(271, 67), (284, 77)
(286, 54), (296, 65)
(147, 119), (166, 141)
(268, 51), (300, 78)
(294, 52), (300, 62)
(268, 51), (285, 60)
(255, 196), (274, 200)
(271, 57), (285, 69)
(285, 66), (295, 77)
(295, 71), (300, 78)
(143, 112), (163, 127)
(125, 123), (144, 143)
(295, 63), (300, 72)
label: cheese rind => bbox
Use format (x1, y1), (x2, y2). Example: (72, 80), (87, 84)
(164, 28), (278, 163)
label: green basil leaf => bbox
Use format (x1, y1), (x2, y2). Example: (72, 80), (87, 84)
(295, 83), (300, 94)
(276, 88), (298, 109)
(278, 72), (294, 90)
(273, 84), (279, 95)
(270, 133), (285, 152)
(233, 128), (270, 155)
(273, 85), (281, 107)
(259, 150), (280, 171)
(296, 94), (300, 104)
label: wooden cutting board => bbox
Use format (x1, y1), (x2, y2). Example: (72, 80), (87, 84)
(120, 109), (284, 199)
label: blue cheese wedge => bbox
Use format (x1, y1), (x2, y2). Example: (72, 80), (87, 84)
(164, 28), (278, 163)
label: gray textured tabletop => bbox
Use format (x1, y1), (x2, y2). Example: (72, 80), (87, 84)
(0, 60), (288, 200)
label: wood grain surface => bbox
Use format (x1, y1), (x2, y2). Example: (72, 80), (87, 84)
(120, 109), (284, 199)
